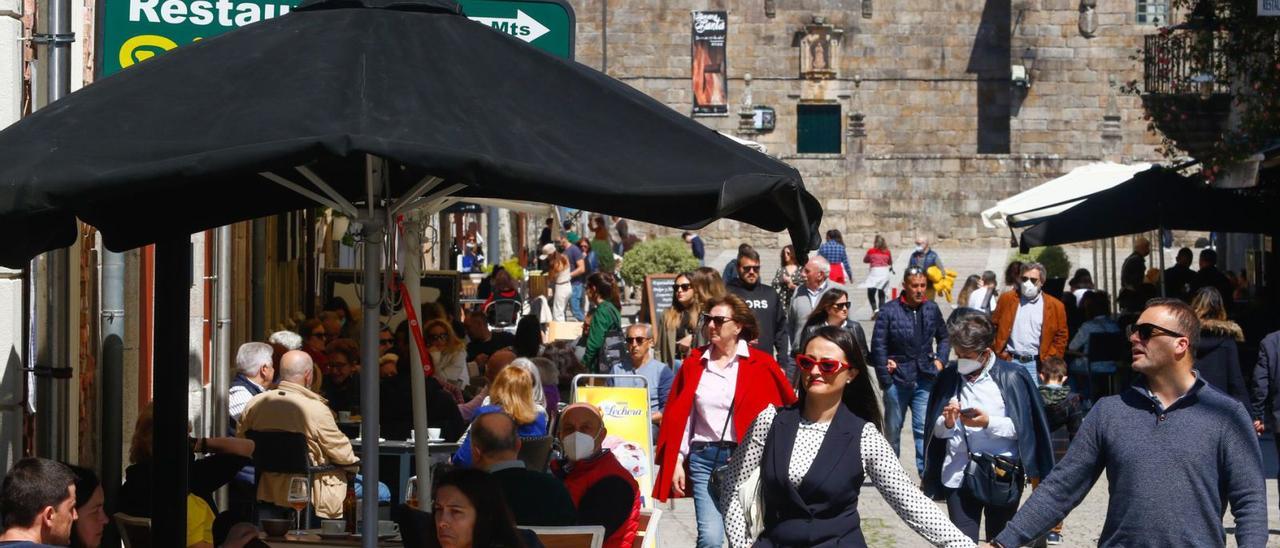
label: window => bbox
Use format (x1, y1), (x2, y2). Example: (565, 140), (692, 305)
(796, 104), (842, 154)
(1136, 0), (1168, 25)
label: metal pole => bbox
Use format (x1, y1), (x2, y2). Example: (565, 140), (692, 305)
(153, 236), (191, 547)
(1110, 238), (1118, 313)
(401, 217), (432, 508)
(487, 206), (500, 266)
(1157, 228), (1167, 297)
(360, 156), (385, 548)
(211, 226), (232, 437)
(99, 248), (124, 548)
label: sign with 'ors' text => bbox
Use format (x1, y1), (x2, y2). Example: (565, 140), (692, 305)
(98, 0), (575, 75)
(1261, 0), (1280, 16)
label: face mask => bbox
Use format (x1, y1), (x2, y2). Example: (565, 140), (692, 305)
(1021, 280), (1040, 299)
(914, 245), (924, 254)
(562, 431), (597, 461)
(957, 357), (984, 375)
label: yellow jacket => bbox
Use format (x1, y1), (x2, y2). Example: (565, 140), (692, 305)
(237, 381), (358, 518)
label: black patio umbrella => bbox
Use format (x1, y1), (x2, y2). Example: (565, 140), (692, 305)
(1019, 166), (1278, 251)
(0, 0), (821, 543)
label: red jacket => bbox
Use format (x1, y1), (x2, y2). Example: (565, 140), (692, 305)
(652, 344), (796, 502)
(553, 451), (640, 548)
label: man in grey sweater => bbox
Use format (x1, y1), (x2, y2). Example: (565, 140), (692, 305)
(986, 298), (1268, 548)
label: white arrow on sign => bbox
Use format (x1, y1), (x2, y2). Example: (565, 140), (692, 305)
(468, 10), (551, 43)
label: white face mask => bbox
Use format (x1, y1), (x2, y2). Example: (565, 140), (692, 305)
(914, 245), (924, 254)
(957, 357), (984, 375)
(562, 431), (598, 461)
(1021, 280), (1040, 300)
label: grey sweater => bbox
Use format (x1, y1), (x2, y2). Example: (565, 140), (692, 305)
(993, 376), (1268, 548)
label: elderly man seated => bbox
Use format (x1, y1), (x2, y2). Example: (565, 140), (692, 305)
(471, 412), (577, 526)
(237, 350), (358, 519)
(609, 323), (673, 440)
(550, 403), (640, 548)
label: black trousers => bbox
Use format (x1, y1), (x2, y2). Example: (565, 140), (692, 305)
(944, 486), (1018, 542)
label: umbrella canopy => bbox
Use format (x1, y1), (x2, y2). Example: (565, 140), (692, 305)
(0, 0), (821, 269)
(982, 162), (1152, 230)
(1019, 166), (1279, 251)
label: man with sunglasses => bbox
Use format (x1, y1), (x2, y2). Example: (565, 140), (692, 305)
(985, 299), (1267, 548)
(727, 246), (791, 373)
(608, 323), (675, 440)
(990, 262), (1068, 385)
(870, 266), (949, 476)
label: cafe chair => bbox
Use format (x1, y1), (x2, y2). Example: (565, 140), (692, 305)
(528, 525), (606, 548)
(113, 512), (152, 548)
(1086, 331), (1130, 401)
(486, 298), (522, 328)
(517, 435), (554, 472)
(245, 429), (339, 529)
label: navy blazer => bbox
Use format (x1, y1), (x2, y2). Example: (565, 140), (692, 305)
(920, 358), (1056, 500)
(870, 298), (949, 388)
(759, 404), (869, 548)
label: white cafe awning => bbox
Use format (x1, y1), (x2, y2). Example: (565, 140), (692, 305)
(981, 162), (1152, 230)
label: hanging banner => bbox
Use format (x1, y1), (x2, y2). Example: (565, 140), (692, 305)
(691, 10), (728, 115)
(574, 384), (655, 507)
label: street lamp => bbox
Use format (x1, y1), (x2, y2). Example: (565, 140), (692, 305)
(1012, 47), (1037, 88)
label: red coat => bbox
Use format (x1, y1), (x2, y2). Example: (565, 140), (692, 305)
(651, 344), (796, 502)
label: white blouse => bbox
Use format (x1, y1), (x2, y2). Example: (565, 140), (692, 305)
(722, 406), (975, 548)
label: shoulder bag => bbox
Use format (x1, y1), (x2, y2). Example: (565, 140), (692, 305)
(956, 381), (1024, 508)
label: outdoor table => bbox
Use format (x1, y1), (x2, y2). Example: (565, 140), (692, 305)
(349, 439), (459, 504)
(263, 531), (404, 547)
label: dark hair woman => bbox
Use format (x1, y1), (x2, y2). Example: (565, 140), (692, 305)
(773, 245), (804, 314)
(801, 287), (869, 363)
(1190, 287), (1250, 409)
(653, 293), (797, 548)
(432, 468), (528, 548)
(66, 464), (109, 548)
(658, 272), (700, 367)
(582, 272), (622, 372)
(721, 326), (972, 547)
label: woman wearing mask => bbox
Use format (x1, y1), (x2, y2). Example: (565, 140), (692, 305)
(433, 468), (530, 548)
(721, 326), (974, 547)
(657, 272), (699, 367)
(582, 272), (622, 373)
(772, 245), (804, 314)
(451, 366), (548, 467)
(425, 319), (470, 391)
(800, 288), (869, 359)
(653, 294), (796, 548)
(860, 235), (893, 317)
(922, 312), (1055, 543)
(66, 465), (109, 548)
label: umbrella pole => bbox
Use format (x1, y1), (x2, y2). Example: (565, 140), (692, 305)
(360, 157), (385, 547)
(153, 236), (191, 547)
(401, 216), (433, 509)
(1158, 228), (1167, 297)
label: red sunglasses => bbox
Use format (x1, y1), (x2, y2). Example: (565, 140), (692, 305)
(796, 354), (850, 374)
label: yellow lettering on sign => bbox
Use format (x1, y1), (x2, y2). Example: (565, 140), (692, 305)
(118, 34), (179, 68)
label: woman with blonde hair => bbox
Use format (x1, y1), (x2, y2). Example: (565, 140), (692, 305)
(425, 318), (470, 389)
(549, 248), (572, 321)
(451, 366), (549, 467)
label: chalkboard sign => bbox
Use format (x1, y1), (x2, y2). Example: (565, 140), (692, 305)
(644, 274), (678, 325)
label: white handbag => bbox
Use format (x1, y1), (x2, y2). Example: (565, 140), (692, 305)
(738, 458), (765, 539)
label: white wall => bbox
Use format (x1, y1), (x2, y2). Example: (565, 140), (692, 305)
(0, 0), (24, 471)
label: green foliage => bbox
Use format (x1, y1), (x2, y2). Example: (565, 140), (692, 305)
(1008, 246), (1072, 279)
(620, 238), (701, 287)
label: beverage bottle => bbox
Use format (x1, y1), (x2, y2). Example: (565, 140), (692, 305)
(343, 474), (358, 534)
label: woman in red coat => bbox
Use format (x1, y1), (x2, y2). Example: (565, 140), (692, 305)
(652, 293), (796, 548)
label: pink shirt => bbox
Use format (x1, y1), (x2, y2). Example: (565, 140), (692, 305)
(680, 339), (749, 458)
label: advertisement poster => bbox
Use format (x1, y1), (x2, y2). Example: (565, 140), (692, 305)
(691, 10), (727, 115)
(575, 385), (655, 507)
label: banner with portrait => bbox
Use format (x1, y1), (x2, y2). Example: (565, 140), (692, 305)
(691, 11), (728, 115)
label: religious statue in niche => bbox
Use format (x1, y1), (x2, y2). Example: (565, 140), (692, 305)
(1078, 0), (1098, 37)
(797, 16), (841, 79)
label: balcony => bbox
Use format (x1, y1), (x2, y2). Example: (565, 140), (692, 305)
(1141, 27), (1233, 159)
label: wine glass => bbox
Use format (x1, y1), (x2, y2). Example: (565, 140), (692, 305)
(287, 476), (310, 536)
(405, 476), (419, 510)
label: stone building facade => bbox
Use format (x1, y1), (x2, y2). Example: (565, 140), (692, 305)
(563, 0), (1165, 249)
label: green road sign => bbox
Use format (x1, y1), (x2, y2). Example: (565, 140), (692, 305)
(97, 0), (574, 76)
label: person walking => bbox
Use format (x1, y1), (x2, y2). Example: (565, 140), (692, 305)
(800, 287), (869, 359)
(1163, 247), (1195, 301)
(860, 235), (893, 317)
(684, 231), (706, 265)
(788, 256), (832, 351)
(871, 266), (949, 476)
(1190, 287), (1250, 410)
(548, 246), (572, 321)
(562, 235), (588, 321)
(581, 272), (623, 373)
(910, 236), (945, 302)
(726, 245), (790, 367)
(965, 271), (999, 316)
(818, 229), (853, 285)
(990, 262), (1068, 385)
(653, 294), (796, 548)
(983, 299), (1268, 548)
(721, 326), (974, 548)
(922, 312), (1055, 544)
(772, 244), (804, 314)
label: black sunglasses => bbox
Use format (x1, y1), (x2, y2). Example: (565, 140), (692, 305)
(625, 336), (650, 345)
(831, 302), (851, 311)
(426, 333), (449, 342)
(701, 313), (735, 327)
(674, 283), (692, 292)
(1127, 322), (1185, 341)
(739, 265), (760, 273)
(1019, 276), (1041, 283)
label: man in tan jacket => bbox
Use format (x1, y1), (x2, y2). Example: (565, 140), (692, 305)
(238, 350), (358, 518)
(991, 261), (1068, 384)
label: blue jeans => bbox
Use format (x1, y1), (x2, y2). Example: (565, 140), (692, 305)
(687, 445), (731, 548)
(883, 379), (933, 476)
(569, 282), (585, 321)
(1015, 358), (1040, 386)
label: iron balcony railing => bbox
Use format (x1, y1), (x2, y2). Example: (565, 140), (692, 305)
(1144, 29), (1232, 95)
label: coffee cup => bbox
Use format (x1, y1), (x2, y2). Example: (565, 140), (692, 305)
(320, 520), (346, 535)
(378, 520), (399, 536)
(408, 430), (415, 442)
(428, 427), (442, 440)
(261, 519), (290, 538)
(338, 411), (351, 422)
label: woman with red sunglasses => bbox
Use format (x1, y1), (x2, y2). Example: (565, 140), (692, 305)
(721, 326), (974, 548)
(653, 293), (796, 548)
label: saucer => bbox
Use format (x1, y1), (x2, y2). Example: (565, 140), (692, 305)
(316, 532), (351, 540)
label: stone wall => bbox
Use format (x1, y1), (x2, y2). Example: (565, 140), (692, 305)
(566, 0), (1166, 249)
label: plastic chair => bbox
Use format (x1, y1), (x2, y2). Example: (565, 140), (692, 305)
(486, 298), (522, 328)
(633, 507), (662, 548)
(245, 430), (339, 528)
(114, 512), (152, 548)
(528, 525), (606, 548)
(518, 435), (555, 472)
